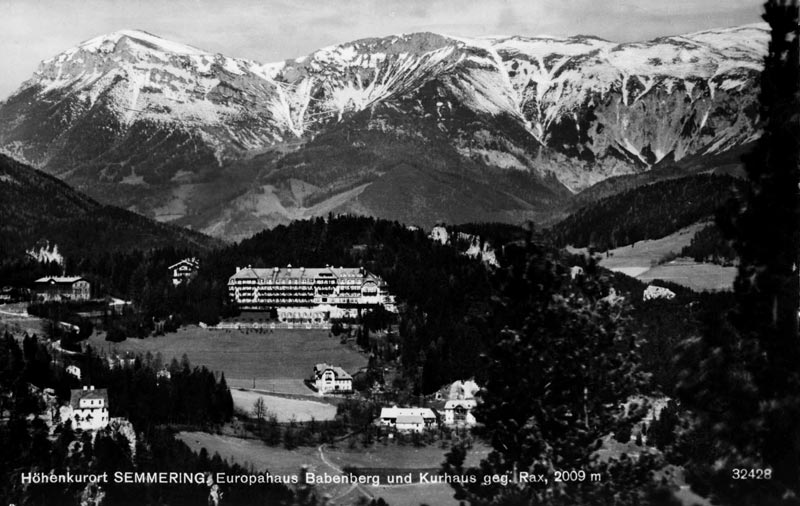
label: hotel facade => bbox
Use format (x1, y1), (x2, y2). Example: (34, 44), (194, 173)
(228, 265), (396, 323)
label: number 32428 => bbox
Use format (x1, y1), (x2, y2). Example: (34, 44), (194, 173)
(732, 469), (772, 480)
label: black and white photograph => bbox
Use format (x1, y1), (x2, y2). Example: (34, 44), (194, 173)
(0, 0), (798, 504)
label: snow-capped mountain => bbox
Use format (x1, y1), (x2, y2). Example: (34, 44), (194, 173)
(0, 25), (767, 239)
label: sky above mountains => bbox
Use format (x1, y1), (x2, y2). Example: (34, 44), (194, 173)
(0, 0), (762, 100)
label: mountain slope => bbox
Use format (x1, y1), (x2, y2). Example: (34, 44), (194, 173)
(548, 174), (743, 250)
(0, 154), (218, 260)
(0, 26), (768, 239)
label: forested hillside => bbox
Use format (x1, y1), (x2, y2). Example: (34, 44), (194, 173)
(548, 174), (743, 250)
(0, 154), (218, 261)
(680, 223), (737, 264)
(6, 212), (715, 398)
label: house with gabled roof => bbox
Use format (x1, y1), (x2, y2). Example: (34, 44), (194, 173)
(443, 399), (478, 426)
(169, 257), (200, 286)
(313, 363), (353, 394)
(33, 276), (90, 302)
(64, 386), (109, 431)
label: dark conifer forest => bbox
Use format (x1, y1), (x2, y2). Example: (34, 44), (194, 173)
(548, 174), (743, 250)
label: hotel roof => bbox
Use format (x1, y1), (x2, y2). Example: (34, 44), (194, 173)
(229, 266), (378, 281)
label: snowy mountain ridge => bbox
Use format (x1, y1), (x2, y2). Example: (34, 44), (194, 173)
(0, 24), (768, 238)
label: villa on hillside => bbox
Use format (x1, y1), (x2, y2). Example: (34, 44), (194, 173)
(228, 265), (396, 324)
(443, 399), (478, 426)
(312, 363), (353, 394)
(169, 258), (200, 286)
(66, 365), (82, 380)
(440, 379), (481, 427)
(62, 386), (109, 431)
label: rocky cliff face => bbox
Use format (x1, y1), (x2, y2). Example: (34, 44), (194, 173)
(490, 25), (764, 188)
(0, 25), (767, 239)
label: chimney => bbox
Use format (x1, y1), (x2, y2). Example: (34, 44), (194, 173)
(90, 385), (95, 391)
(83, 386), (88, 391)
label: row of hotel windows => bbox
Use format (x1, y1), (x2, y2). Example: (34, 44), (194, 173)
(233, 297), (376, 304)
(231, 290), (374, 296)
(230, 279), (340, 285)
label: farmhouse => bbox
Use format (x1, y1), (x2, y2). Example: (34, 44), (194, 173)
(228, 265), (396, 322)
(378, 406), (437, 432)
(313, 363), (353, 394)
(64, 386), (109, 431)
(33, 276), (90, 302)
(169, 258), (200, 286)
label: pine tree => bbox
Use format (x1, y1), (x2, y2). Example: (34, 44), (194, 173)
(678, 1), (800, 503)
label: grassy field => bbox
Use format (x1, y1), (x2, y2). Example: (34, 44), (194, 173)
(227, 378), (314, 394)
(638, 259), (736, 292)
(580, 223), (736, 292)
(231, 389), (337, 422)
(178, 431), (481, 506)
(370, 482), (459, 506)
(177, 431), (321, 474)
(325, 441), (491, 470)
(598, 223), (705, 272)
(0, 303), (45, 336)
(86, 326), (368, 385)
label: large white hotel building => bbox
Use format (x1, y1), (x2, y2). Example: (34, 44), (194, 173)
(227, 265), (396, 323)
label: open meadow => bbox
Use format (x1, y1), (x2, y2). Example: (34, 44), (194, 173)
(637, 259), (736, 292)
(87, 325), (368, 386)
(325, 441), (491, 470)
(178, 431), (489, 506)
(568, 223), (737, 292)
(230, 389), (337, 422)
(0, 303), (45, 336)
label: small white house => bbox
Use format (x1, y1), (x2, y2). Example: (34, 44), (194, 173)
(443, 399), (478, 426)
(64, 386), (109, 431)
(66, 365), (82, 380)
(379, 407), (437, 432)
(313, 363), (353, 394)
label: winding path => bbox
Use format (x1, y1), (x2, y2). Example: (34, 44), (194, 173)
(317, 443), (374, 502)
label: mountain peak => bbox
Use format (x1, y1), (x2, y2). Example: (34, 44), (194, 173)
(75, 29), (208, 56)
